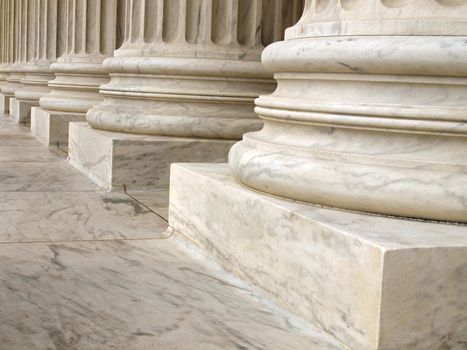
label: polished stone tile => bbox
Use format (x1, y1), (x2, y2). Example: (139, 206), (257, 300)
(0, 191), (168, 242)
(0, 122), (30, 134)
(127, 187), (169, 220)
(0, 237), (343, 350)
(0, 134), (40, 146)
(0, 146), (62, 162)
(0, 161), (97, 191)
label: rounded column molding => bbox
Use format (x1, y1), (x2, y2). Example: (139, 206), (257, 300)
(86, 0), (304, 139)
(229, 0), (467, 222)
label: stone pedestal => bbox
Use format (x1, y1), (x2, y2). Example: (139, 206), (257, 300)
(169, 163), (467, 350)
(68, 122), (235, 190)
(31, 107), (86, 146)
(9, 97), (32, 124)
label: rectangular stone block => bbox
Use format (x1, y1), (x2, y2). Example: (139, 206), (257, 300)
(10, 98), (35, 124)
(68, 122), (236, 190)
(168, 163), (467, 350)
(31, 107), (86, 146)
(0, 93), (10, 113)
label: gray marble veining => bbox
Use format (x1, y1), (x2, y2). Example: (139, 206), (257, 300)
(0, 146), (62, 162)
(0, 191), (168, 242)
(169, 163), (467, 350)
(0, 236), (344, 350)
(0, 161), (97, 192)
(68, 122), (235, 190)
(127, 188), (170, 220)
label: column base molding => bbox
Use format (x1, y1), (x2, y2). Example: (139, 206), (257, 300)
(31, 107), (86, 146)
(169, 163), (467, 350)
(68, 122), (235, 191)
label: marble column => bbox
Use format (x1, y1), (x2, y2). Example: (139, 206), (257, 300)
(69, 0), (303, 189)
(0, 0), (10, 95)
(0, 0), (21, 113)
(31, 0), (118, 146)
(168, 1), (467, 349)
(229, 0), (467, 223)
(12, 0), (65, 124)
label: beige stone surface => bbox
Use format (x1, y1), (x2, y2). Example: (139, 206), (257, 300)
(2, 2), (466, 350)
(69, 122), (235, 190)
(169, 163), (467, 350)
(31, 106), (86, 146)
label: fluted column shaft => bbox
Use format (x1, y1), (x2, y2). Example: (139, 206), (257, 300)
(39, 0), (118, 115)
(229, 0), (467, 222)
(87, 0), (303, 139)
(1, 0), (28, 99)
(0, 0), (11, 87)
(14, 0), (64, 106)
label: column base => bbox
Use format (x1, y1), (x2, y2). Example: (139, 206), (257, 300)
(0, 93), (10, 113)
(9, 98), (36, 124)
(168, 163), (467, 350)
(68, 122), (236, 190)
(31, 107), (86, 146)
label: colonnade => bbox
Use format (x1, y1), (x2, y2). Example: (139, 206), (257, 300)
(0, 1), (466, 349)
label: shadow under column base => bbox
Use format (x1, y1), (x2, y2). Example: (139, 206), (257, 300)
(68, 122), (236, 191)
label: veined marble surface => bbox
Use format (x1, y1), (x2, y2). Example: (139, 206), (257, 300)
(127, 188), (170, 221)
(31, 107), (87, 147)
(0, 115), (341, 349)
(69, 122), (235, 190)
(0, 161), (97, 192)
(0, 238), (343, 350)
(169, 163), (467, 350)
(0, 191), (168, 242)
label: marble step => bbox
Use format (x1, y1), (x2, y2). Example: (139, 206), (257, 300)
(169, 163), (467, 350)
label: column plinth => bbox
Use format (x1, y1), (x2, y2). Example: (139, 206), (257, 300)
(229, 0), (467, 223)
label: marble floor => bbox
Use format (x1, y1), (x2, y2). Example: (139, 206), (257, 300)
(0, 114), (344, 350)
